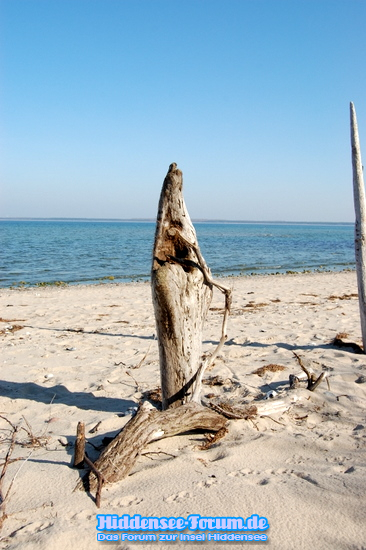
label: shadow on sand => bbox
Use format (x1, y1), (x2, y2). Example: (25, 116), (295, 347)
(0, 380), (136, 413)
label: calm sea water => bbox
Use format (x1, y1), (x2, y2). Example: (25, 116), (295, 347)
(0, 220), (355, 288)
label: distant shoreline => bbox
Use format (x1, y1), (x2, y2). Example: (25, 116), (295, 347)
(0, 217), (354, 226)
(1, 267), (356, 291)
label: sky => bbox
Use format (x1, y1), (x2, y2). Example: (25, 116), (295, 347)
(1, 0), (366, 222)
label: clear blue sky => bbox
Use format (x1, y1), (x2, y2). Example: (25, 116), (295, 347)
(1, 0), (366, 222)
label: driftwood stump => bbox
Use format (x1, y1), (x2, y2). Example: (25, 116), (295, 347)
(152, 163), (214, 409)
(75, 164), (231, 503)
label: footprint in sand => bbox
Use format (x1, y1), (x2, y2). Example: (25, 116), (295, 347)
(109, 495), (143, 507)
(285, 454), (308, 465)
(228, 467), (255, 477)
(195, 476), (218, 489)
(164, 491), (193, 503)
(69, 511), (94, 521)
(12, 520), (54, 536)
(227, 467), (318, 486)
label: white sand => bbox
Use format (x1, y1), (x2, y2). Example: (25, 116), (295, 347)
(0, 271), (365, 550)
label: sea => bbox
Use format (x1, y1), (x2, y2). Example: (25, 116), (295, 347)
(0, 220), (355, 288)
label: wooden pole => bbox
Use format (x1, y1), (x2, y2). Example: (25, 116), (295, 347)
(350, 102), (366, 352)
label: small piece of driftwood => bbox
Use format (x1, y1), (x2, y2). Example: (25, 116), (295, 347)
(292, 352), (328, 391)
(75, 401), (227, 493)
(73, 422), (85, 468)
(83, 456), (105, 508)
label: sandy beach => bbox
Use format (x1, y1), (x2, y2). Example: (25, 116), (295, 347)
(0, 270), (365, 550)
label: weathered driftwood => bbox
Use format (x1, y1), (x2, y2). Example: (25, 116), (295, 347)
(209, 400), (293, 419)
(350, 102), (366, 352)
(151, 163), (212, 409)
(75, 163), (231, 502)
(76, 402), (227, 493)
(292, 352), (328, 391)
(83, 456), (105, 508)
(152, 163), (231, 408)
(73, 421), (85, 468)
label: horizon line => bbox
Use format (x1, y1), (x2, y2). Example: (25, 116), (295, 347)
(0, 217), (354, 225)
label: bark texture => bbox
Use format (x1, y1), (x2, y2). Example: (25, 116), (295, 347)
(73, 421), (85, 468)
(75, 163), (231, 501)
(152, 163), (213, 408)
(350, 102), (366, 352)
(76, 402), (227, 493)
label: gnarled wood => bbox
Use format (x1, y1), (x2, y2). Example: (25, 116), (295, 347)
(76, 402), (227, 493)
(152, 163), (214, 409)
(75, 163), (231, 502)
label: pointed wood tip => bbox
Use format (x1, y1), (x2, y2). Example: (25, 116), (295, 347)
(166, 163), (182, 180)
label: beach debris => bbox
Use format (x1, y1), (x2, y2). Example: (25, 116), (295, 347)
(44, 373), (54, 380)
(0, 419), (18, 530)
(130, 342), (152, 369)
(252, 364), (286, 377)
(265, 390), (278, 399)
(125, 370), (141, 391)
(243, 302), (269, 310)
(203, 375), (230, 386)
(0, 324), (24, 335)
(198, 427), (228, 450)
(327, 293), (358, 301)
(350, 102), (366, 354)
(209, 402), (258, 420)
(89, 421), (102, 434)
(72, 423), (105, 507)
(0, 415), (46, 529)
(73, 422), (85, 469)
(292, 352), (329, 391)
(20, 416), (50, 448)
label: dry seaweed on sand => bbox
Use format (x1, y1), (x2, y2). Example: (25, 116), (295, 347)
(252, 364), (287, 377)
(327, 293), (358, 301)
(198, 427), (228, 450)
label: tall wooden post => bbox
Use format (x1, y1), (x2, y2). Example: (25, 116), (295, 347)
(350, 102), (366, 352)
(151, 163), (213, 409)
